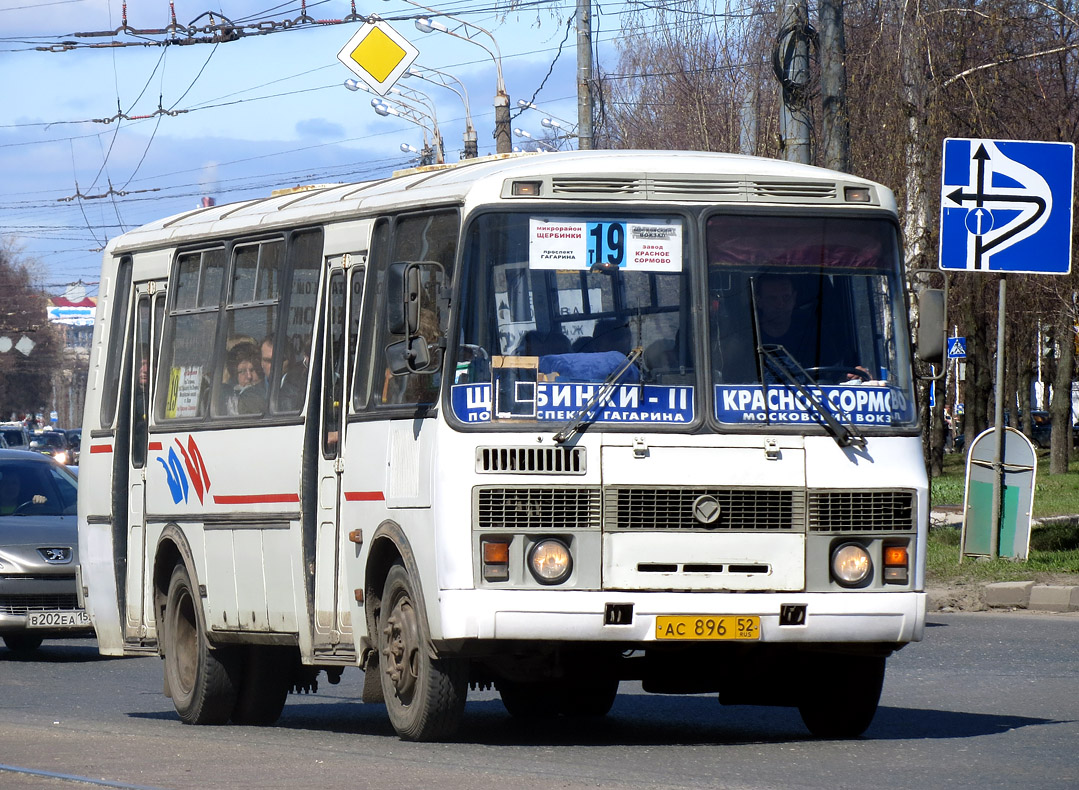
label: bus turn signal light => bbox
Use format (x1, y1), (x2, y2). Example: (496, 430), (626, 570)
(482, 540), (510, 582)
(883, 545), (909, 584)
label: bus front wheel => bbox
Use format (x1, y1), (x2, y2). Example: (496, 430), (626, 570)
(797, 654), (885, 738)
(163, 563), (238, 725)
(377, 563), (467, 741)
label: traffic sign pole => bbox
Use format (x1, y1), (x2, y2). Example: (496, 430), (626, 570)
(989, 276), (1006, 560)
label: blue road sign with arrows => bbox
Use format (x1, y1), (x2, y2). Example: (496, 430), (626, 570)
(947, 337), (967, 359)
(939, 138), (1074, 274)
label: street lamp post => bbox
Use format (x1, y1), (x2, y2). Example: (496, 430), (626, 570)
(389, 0), (510, 154)
(404, 64), (477, 159)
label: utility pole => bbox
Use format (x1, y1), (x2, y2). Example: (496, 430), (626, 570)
(819, 0), (850, 172)
(576, 0), (594, 150)
(777, 0), (812, 164)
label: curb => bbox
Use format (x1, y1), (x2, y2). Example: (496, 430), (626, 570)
(929, 509), (1079, 612)
(985, 581), (1079, 612)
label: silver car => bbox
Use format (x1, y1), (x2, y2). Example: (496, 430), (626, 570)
(0, 449), (91, 653)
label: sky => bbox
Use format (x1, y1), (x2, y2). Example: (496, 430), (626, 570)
(0, 0), (638, 296)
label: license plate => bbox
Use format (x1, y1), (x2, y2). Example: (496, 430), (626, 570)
(27, 610), (91, 629)
(655, 615), (760, 641)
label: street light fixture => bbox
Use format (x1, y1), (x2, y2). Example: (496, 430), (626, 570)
(404, 64), (477, 159)
(513, 127), (555, 151)
(345, 77), (445, 164)
(386, 0), (511, 153)
(370, 97), (444, 165)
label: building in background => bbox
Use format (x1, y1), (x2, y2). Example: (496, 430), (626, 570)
(46, 284), (95, 428)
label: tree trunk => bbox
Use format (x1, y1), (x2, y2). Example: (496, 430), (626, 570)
(1049, 312), (1074, 474)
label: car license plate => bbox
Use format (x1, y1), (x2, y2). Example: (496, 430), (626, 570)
(27, 610), (91, 629)
(655, 615), (760, 641)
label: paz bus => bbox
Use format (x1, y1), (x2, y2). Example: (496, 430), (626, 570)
(78, 150), (942, 741)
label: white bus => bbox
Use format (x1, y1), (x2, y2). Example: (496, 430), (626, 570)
(79, 150), (942, 741)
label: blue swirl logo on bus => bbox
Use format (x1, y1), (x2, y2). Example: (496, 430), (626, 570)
(156, 436), (212, 505)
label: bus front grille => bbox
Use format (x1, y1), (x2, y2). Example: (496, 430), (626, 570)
(476, 487), (601, 530)
(604, 487), (805, 531)
(808, 490), (916, 532)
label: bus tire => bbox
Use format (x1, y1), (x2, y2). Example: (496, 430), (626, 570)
(163, 563), (238, 725)
(496, 680), (558, 719)
(230, 646), (292, 726)
(797, 654), (885, 738)
(560, 677), (619, 718)
(3, 633), (44, 654)
(377, 563), (466, 741)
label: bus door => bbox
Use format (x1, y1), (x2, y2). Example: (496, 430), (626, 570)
(312, 256), (365, 656)
(124, 280), (166, 645)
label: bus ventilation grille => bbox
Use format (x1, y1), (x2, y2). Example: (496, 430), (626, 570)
(807, 490), (916, 532)
(605, 487), (805, 531)
(749, 180), (837, 200)
(476, 446), (586, 475)
(476, 487), (602, 530)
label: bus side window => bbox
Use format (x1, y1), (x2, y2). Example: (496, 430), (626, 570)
(277, 230), (322, 414)
(357, 212), (457, 411)
(158, 248), (226, 422)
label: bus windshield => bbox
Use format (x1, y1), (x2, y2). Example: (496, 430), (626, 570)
(453, 212), (695, 426)
(451, 210), (915, 432)
(708, 214), (916, 429)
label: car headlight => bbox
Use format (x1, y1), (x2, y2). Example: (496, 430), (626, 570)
(831, 543), (872, 587)
(55, 451), (68, 464)
(527, 538), (572, 585)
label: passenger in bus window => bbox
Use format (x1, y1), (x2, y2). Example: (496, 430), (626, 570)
(225, 341), (266, 415)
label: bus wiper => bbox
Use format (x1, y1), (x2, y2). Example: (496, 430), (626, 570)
(553, 347), (643, 444)
(758, 344), (867, 450)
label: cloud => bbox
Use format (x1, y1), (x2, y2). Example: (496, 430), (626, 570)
(295, 118), (346, 140)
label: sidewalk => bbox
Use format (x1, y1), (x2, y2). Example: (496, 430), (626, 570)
(928, 507), (1079, 613)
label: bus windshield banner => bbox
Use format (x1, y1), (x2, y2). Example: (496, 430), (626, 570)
(529, 218), (682, 272)
(715, 384), (909, 426)
(452, 382), (694, 424)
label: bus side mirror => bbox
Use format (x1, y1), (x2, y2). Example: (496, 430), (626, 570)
(385, 337), (432, 375)
(916, 288), (945, 366)
(387, 262), (421, 336)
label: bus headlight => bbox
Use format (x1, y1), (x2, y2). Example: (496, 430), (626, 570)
(831, 543), (872, 587)
(528, 539), (572, 585)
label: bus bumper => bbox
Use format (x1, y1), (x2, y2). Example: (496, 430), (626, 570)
(436, 589), (926, 646)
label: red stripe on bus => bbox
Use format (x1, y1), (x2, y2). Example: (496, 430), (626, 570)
(212, 493), (301, 505)
(344, 491), (385, 502)
(89, 444), (113, 454)
(148, 442), (163, 451)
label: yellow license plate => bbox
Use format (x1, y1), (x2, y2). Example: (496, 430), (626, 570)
(655, 615), (760, 641)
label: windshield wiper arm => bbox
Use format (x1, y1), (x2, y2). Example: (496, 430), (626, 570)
(553, 347), (643, 444)
(757, 344), (866, 449)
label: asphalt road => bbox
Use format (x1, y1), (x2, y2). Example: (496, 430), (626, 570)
(1, 612), (1076, 789)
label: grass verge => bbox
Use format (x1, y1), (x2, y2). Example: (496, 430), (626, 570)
(928, 450), (1079, 584)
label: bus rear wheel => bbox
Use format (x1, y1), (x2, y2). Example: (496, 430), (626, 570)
(377, 563), (466, 741)
(163, 563), (238, 725)
(797, 654), (885, 738)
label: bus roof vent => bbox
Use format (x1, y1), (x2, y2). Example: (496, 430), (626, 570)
(749, 180), (838, 202)
(550, 177), (645, 197)
(476, 446), (587, 475)
(649, 177), (744, 200)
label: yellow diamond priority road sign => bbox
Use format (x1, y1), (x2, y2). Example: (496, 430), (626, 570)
(337, 19), (419, 96)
